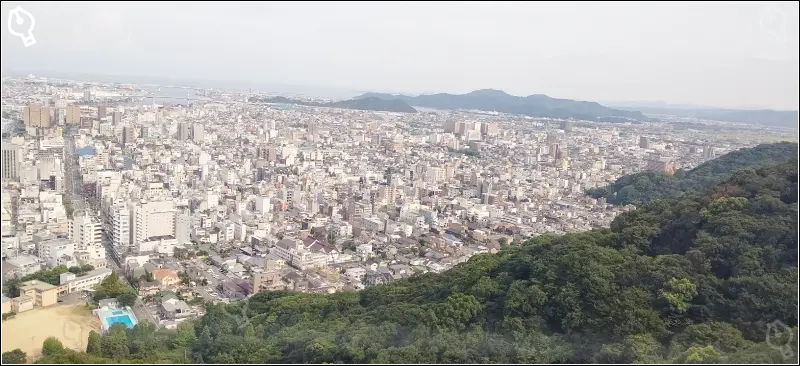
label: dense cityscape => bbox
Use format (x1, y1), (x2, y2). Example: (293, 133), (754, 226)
(1, 73), (797, 363)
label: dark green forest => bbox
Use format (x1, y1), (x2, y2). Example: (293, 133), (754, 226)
(587, 142), (798, 206)
(8, 156), (798, 364)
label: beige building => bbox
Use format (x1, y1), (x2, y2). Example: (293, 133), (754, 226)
(24, 104), (52, 128)
(10, 296), (35, 313)
(18, 279), (58, 308)
(1, 296), (11, 314)
(65, 105), (82, 124)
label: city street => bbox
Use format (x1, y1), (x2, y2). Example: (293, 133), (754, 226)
(63, 126), (159, 328)
(63, 128), (85, 214)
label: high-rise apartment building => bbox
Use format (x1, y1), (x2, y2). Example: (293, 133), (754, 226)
(69, 213), (102, 250)
(192, 124), (205, 143)
(97, 106), (108, 119)
(1, 142), (21, 182)
(639, 136), (650, 149)
(178, 123), (190, 141)
(65, 105), (81, 125)
(23, 104), (52, 128)
(132, 200), (176, 248)
(481, 123), (499, 136)
(112, 111), (122, 125)
(703, 145), (716, 158)
(111, 206), (131, 252)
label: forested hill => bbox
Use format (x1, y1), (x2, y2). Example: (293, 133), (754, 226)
(20, 159), (798, 364)
(587, 141), (799, 206)
(359, 89), (649, 122)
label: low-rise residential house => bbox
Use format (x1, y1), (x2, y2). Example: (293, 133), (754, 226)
(221, 279), (251, 300)
(160, 295), (194, 320)
(138, 281), (161, 296)
(152, 269), (180, 288)
(344, 267), (366, 283)
(365, 272), (394, 287)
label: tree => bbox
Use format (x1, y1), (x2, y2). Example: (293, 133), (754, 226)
(118, 291), (138, 307)
(86, 331), (102, 355)
(173, 321), (196, 349)
(671, 345), (726, 364)
(100, 323), (130, 359)
(499, 238), (508, 249)
(63, 195), (74, 219)
(660, 277), (697, 313)
(8, 153), (799, 365)
(139, 271), (155, 283)
(214, 352), (235, 363)
(1, 349), (26, 364)
(42, 337), (65, 356)
(178, 271), (192, 285)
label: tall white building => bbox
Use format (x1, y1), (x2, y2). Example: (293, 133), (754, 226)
(68, 213), (105, 261)
(69, 213), (102, 250)
(132, 200), (176, 252)
(111, 205), (131, 251)
(192, 124), (205, 143)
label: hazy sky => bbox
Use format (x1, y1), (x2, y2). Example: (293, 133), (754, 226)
(2, 1), (799, 109)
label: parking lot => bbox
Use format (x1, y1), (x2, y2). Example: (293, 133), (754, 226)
(57, 291), (87, 306)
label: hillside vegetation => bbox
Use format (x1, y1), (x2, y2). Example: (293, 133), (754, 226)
(587, 142), (799, 206)
(15, 158), (798, 364)
(360, 89), (650, 121)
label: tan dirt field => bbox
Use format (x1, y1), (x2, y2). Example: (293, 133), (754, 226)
(1, 305), (101, 361)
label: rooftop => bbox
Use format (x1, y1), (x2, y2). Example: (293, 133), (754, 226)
(19, 279), (57, 292)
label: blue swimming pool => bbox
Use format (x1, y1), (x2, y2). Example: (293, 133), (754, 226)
(98, 307), (139, 331)
(106, 315), (135, 328)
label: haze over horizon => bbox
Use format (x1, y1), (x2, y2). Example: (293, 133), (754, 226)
(2, 1), (798, 110)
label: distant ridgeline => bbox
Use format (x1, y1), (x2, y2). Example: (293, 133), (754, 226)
(587, 142), (799, 206)
(25, 155), (798, 364)
(359, 89), (653, 122)
(248, 96), (417, 113)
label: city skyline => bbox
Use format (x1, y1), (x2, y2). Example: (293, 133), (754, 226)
(2, 1), (798, 110)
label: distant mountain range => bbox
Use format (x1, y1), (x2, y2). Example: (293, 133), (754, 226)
(248, 96), (417, 113)
(607, 102), (798, 128)
(357, 89), (651, 122)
